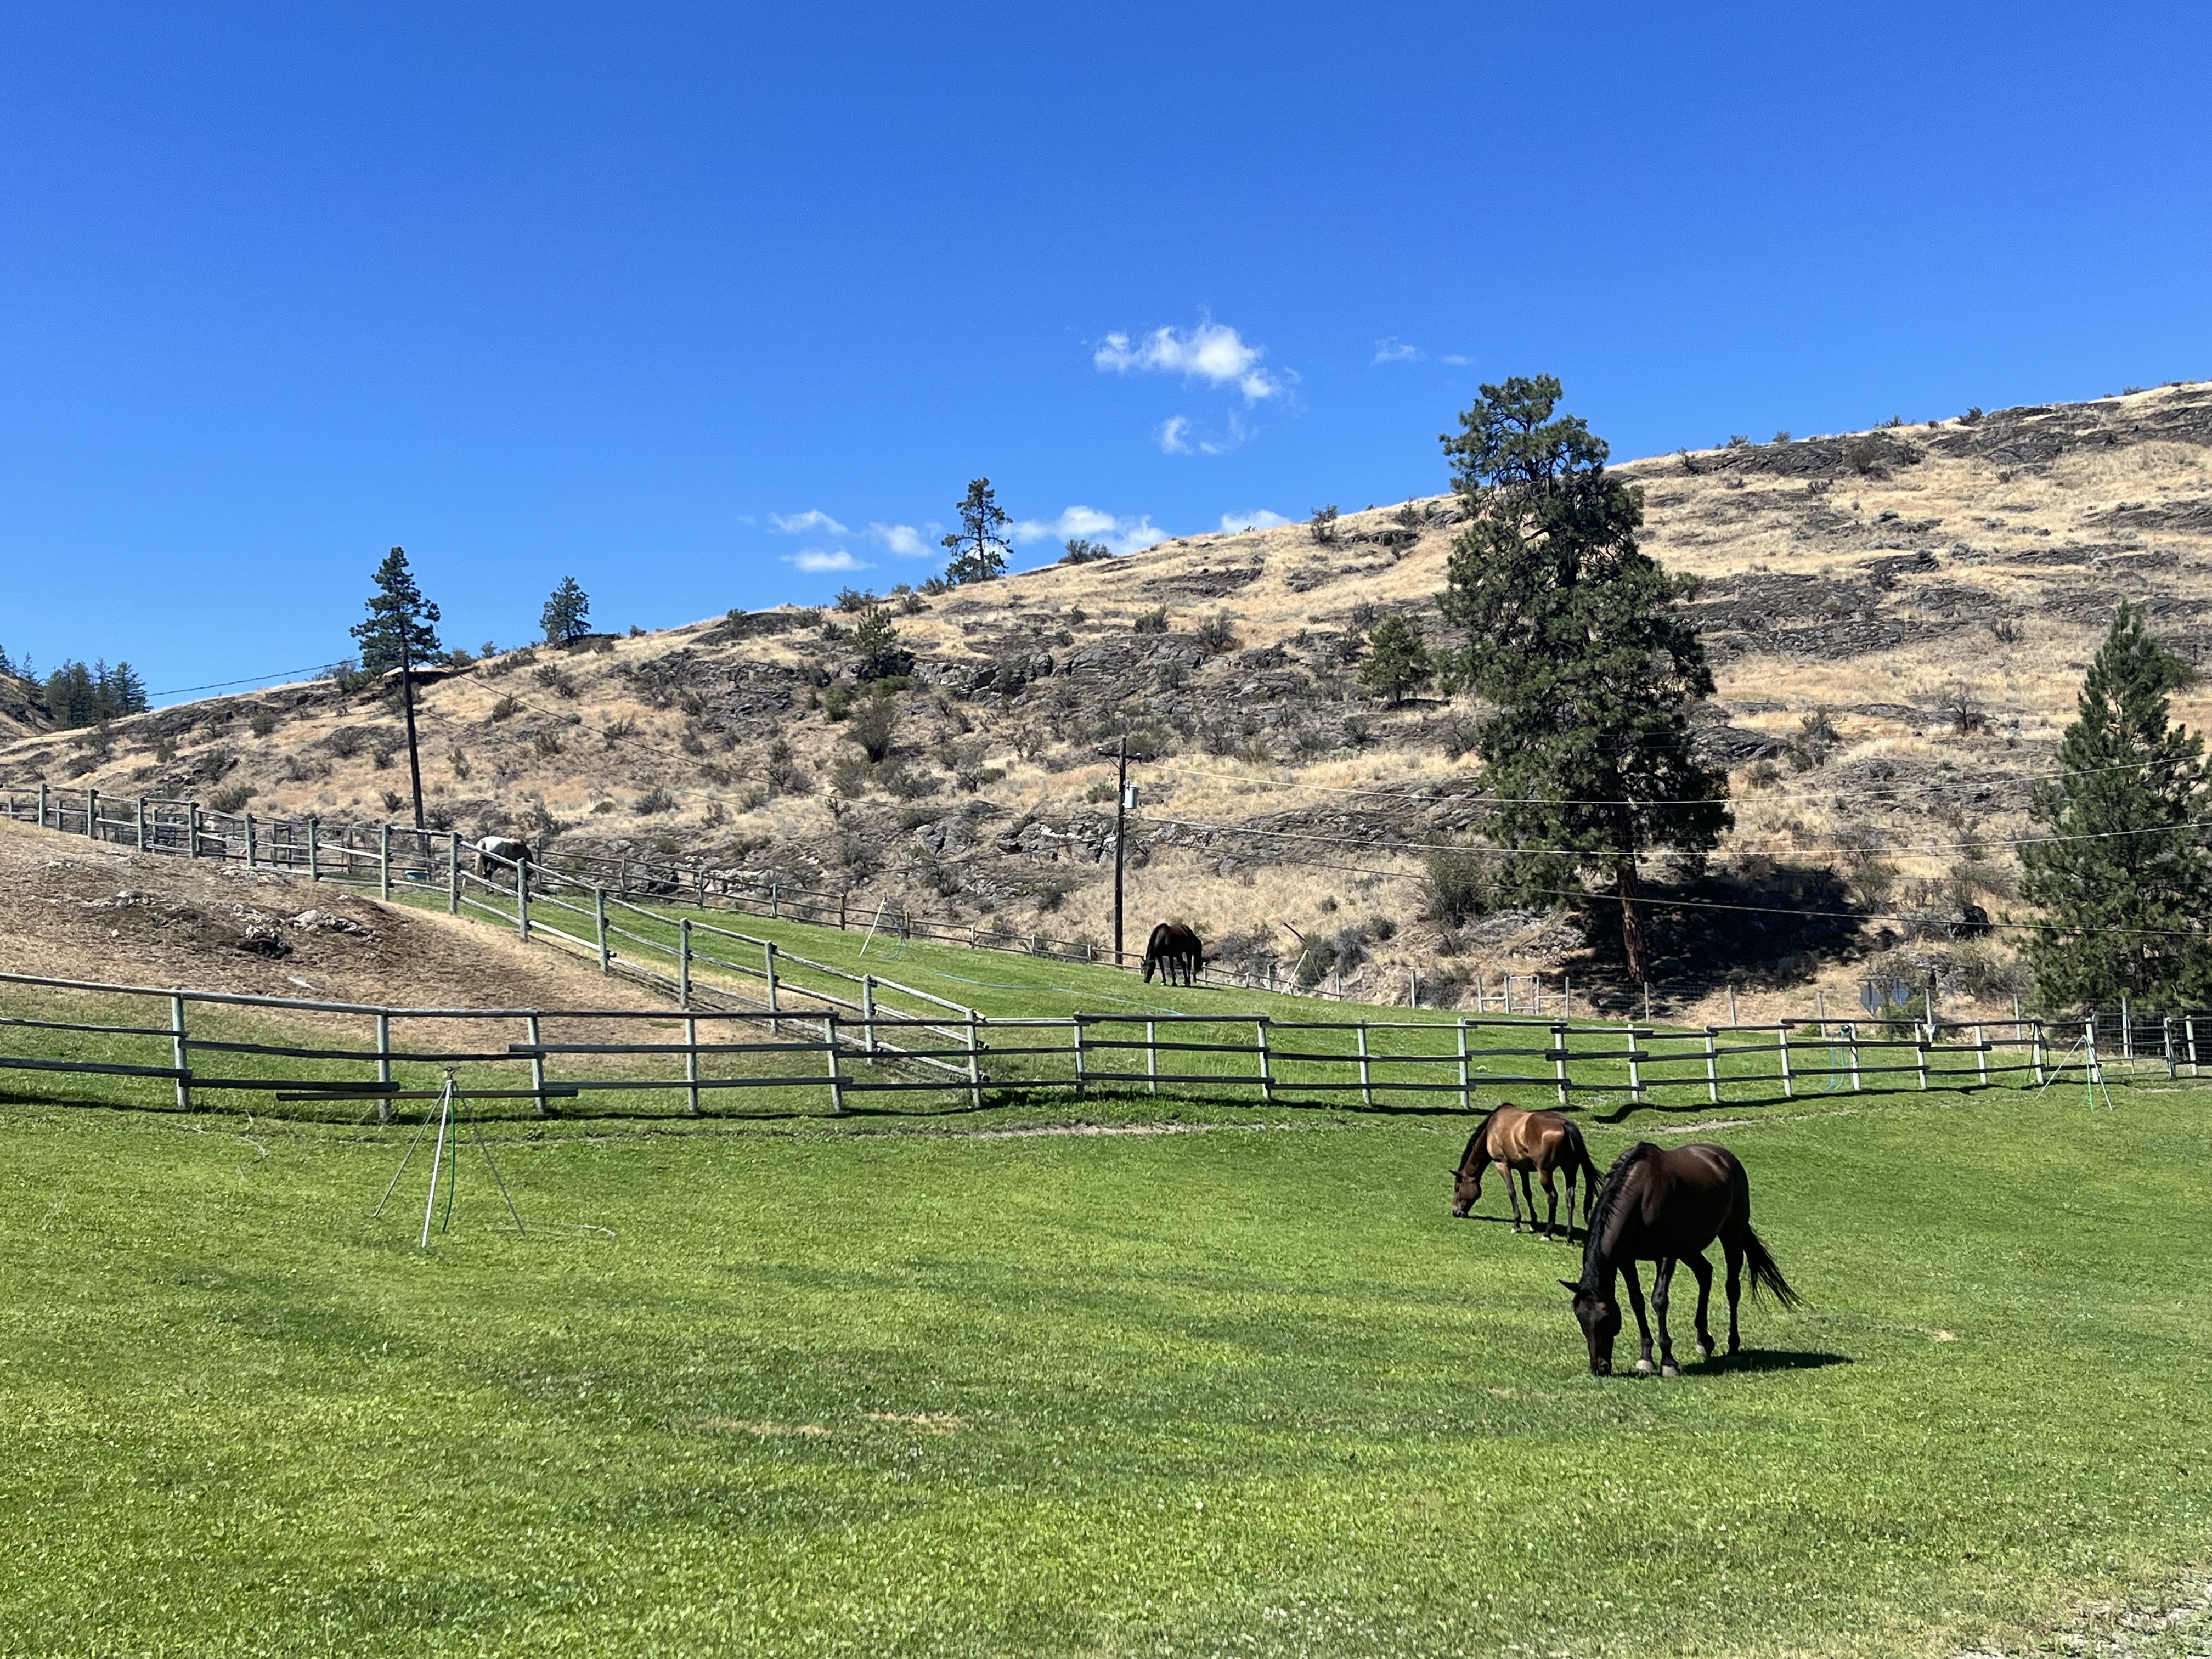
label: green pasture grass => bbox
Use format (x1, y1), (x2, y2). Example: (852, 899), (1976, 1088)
(0, 1070), (2207, 1656)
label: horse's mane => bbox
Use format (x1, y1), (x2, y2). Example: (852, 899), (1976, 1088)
(1578, 1141), (1660, 1281)
(1455, 1119), (1487, 1172)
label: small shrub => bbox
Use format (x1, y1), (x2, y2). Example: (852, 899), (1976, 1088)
(893, 584), (926, 616)
(633, 787), (678, 816)
(1194, 612), (1237, 655)
(1990, 616), (2022, 645)
(378, 788), (405, 815)
(602, 716), (636, 743)
(1846, 435), (1888, 478)
(591, 799), (616, 815)
(1435, 710), (1481, 759)
(370, 742), (397, 770)
(489, 695), (521, 721)
(1772, 430), (1792, 444)
(1308, 504), (1339, 545)
(1939, 682), (1985, 736)
(830, 754), (871, 798)
(1962, 405), (1984, 424)
(1132, 606), (1169, 635)
(834, 585), (876, 613)
(1060, 538), (1113, 564)
(248, 709), (280, 738)
(846, 690), (899, 763)
(679, 727), (707, 755)
(447, 746), (471, 781)
(325, 725), (371, 758)
(1421, 850), (1489, 926)
(823, 682), (854, 722)
(533, 730), (562, 759)
(153, 736), (178, 764)
(1725, 433), (1750, 449)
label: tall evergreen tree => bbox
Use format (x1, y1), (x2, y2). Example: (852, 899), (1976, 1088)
(2019, 602), (2212, 1009)
(540, 575), (591, 644)
(1437, 375), (1729, 980)
(349, 546), (442, 828)
(940, 479), (1011, 584)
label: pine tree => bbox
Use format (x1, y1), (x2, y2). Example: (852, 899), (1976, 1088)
(940, 479), (1011, 584)
(1437, 375), (1729, 981)
(349, 546), (442, 828)
(2019, 602), (2212, 1010)
(851, 606), (914, 682)
(1357, 614), (1432, 706)
(541, 576), (591, 644)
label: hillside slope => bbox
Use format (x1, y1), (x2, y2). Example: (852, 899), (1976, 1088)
(10, 383), (2212, 1020)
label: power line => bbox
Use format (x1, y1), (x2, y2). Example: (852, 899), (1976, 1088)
(151, 664), (338, 698)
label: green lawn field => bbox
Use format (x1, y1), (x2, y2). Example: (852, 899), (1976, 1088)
(2, 1070), (2207, 1656)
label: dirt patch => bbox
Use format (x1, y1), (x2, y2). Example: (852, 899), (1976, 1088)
(0, 817), (662, 1015)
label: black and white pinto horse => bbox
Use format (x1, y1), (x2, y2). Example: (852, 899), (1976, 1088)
(474, 836), (531, 884)
(1141, 922), (1204, 985)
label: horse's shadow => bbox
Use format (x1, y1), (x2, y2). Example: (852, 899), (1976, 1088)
(1692, 1348), (1851, 1375)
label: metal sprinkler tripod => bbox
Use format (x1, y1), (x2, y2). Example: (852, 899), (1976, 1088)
(374, 1068), (526, 1244)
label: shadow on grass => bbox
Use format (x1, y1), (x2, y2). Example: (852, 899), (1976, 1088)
(1700, 1347), (1852, 1374)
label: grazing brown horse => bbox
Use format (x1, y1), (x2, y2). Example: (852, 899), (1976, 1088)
(1141, 922), (1203, 985)
(1564, 1142), (1800, 1377)
(1451, 1105), (1601, 1239)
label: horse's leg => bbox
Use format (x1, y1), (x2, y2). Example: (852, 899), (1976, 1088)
(1519, 1169), (1539, 1235)
(1500, 1162), (1523, 1232)
(1686, 1253), (1716, 1359)
(1722, 1235), (1745, 1356)
(1652, 1256), (1681, 1376)
(1621, 1262), (1656, 1375)
(1539, 1166), (1560, 1241)
(1562, 1165), (1578, 1244)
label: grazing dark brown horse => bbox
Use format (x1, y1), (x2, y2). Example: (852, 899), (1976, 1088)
(1141, 922), (1203, 985)
(1564, 1142), (1800, 1376)
(1450, 1105), (1600, 1240)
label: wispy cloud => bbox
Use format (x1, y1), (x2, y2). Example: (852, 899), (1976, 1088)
(1011, 505), (1167, 556)
(1219, 510), (1288, 533)
(1157, 412), (1247, 457)
(786, 549), (869, 573)
(770, 510), (848, 536)
(1373, 338), (1422, 364)
(1094, 321), (1286, 403)
(868, 522), (933, 557)
(1441, 353), (1471, 366)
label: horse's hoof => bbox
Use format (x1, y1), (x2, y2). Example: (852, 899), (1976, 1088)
(1697, 1340), (1716, 1359)
(1633, 1358), (1654, 1375)
(1660, 1362), (1681, 1378)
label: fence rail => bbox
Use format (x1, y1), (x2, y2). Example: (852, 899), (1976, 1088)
(0, 961), (2130, 1127)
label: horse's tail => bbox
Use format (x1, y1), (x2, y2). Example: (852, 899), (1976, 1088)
(1560, 1120), (1601, 1215)
(1738, 1223), (1803, 1310)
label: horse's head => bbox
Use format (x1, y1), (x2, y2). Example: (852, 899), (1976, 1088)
(1140, 954), (1157, 983)
(1449, 1155), (1483, 1217)
(1563, 1277), (1621, 1375)
(1448, 1124), (1487, 1217)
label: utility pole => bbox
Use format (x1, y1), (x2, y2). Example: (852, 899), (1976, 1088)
(399, 633), (426, 830)
(1113, 736), (1128, 967)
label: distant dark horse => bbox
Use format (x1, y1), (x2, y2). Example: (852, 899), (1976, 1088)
(1564, 1142), (1800, 1376)
(1141, 922), (1203, 985)
(474, 836), (530, 884)
(1451, 1104), (1601, 1240)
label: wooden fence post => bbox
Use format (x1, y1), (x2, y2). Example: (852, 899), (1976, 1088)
(1145, 1018), (1158, 1094)
(2121, 996), (2133, 1062)
(862, 975), (877, 1054)
(1073, 1015), (1086, 1095)
(1256, 1018), (1272, 1104)
(446, 834), (459, 914)
(966, 1015), (984, 1109)
(1847, 1022), (1862, 1092)
(307, 818), (320, 882)
(170, 992), (193, 1111)
(765, 943), (781, 1034)
(516, 857), (532, 940)
(2163, 1017), (2176, 1081)
(375, 1011), (393, 1125)
(2085, 1018), (2100, 1092)
(1553, 1022), (1570, 1108)
(1776, 1025), (1793, 1099)
(242, 812), (255, 869)
(379, 825), (391, 899)
(1917, 1025), (1931, 1091)
(685, 1014), (701, 1116)
(678, 918), (692, 1008)
(1977, 1023), (1990, 1087)
(1459, 1018), (1474, 1112)
(1357, 1021), (1373, 1107)
(188, 801), (200, 857)
(526, 1013), (549, 1116)
(136, 797), (148, 852)
(2186, 1014), (2198, 1079)
(1704, 1027), (1719, 1104)
(38, 782), (48, 829)
(595, 888), (610, 972)
(84, 788), (98, 839)
(825, 1014), (844, 1114)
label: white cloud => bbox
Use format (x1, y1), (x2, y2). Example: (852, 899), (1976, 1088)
(1373, 338), (1421, 364)
(867, 522), (933, 558)
(785, 549), (870, 573)
(1441, 353), (1471, 366)
(1156, 411), (1247, 457)
(1157, 416), (1194, 455)
(1219, 510), (1289, 533)
(1093, 321), (1285, 402)
(1010, 505), (1167, 556)
(770, 510), (848, 536)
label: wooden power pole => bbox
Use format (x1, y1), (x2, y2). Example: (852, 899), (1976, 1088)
(1113, 736), (1128, 967)
(400, 634), (426, 831)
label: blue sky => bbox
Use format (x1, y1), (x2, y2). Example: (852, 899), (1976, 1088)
(3, 3), (2208, 702)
